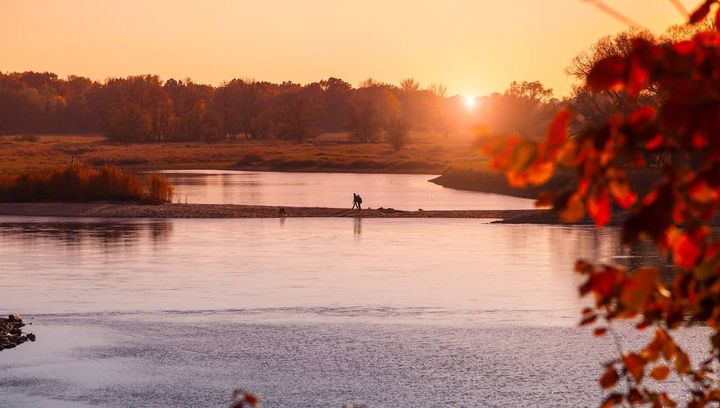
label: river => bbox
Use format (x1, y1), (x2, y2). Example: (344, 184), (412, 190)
(0, 172), (702, 407)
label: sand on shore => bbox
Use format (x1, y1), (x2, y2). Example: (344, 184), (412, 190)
(0, 202), (547, 220)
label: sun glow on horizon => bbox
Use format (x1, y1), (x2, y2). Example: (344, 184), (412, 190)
(463, 95), (477, 110)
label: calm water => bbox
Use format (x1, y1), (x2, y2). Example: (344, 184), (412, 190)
(0, 216), (703, 407)
(157, 170), (535, 210)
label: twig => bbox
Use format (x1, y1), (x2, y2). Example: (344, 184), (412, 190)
(582, 0), (644, 29)
(668, 0), (689, 17)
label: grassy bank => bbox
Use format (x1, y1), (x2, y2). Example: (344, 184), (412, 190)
(0, 132), (482, 175)
(431, 166), (660, 199)
(0, 164), (173, 203)
(430, 166), (573, 199)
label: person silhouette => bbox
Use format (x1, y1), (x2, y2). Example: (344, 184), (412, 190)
(356, 194), (363, 210)
(352, 193), (358, 209)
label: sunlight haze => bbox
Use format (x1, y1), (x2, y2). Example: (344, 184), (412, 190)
(0, 0), (695, 96)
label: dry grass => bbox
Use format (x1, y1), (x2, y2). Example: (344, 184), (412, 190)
(0, 163), (173, 203)
(0, 131), (484, 175)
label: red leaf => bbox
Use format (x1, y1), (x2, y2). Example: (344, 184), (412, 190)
(588, 190), (612, 226)
(587, 56), (626, 92)
(627, 59), (649, 97)
(692, 131), (709, 148)
(591, 269), (617, 297)
(627, 106), (655, 127)
(546, 110), (570, 148)
(671, 233), (702, 269)
(645, 134), (663, 150)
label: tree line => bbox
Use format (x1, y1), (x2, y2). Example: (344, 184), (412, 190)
(0, 73), (478, 146)
(2, 19), (695, 148)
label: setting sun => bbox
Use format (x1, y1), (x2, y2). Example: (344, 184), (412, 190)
(463, 95), (477, 110)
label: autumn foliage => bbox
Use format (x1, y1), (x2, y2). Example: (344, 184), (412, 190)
(486, 2), (720, 406)
(0, 163), (173, 204)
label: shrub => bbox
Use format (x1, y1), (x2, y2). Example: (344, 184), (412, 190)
(385, 116), (409, 151)
(144, 173), (174, 203)
(0, 163), (173, 204)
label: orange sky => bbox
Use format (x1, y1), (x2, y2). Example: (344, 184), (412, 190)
(0, 0), (697, 97)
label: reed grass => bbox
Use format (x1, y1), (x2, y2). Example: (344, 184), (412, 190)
(0, 163), (173, 203)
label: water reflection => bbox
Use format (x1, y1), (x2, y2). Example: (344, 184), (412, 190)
(158, 170), (536, 210)
(353, 217), (362, 236)
(0, 219), (173, 246)
(0, 217), (661, 325)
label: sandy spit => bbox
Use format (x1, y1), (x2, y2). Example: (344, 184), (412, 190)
(0, 203), (546, 220)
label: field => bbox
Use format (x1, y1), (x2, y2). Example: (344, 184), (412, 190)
(0, 132), (484, 175)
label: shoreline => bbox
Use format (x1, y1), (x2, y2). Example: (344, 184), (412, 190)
(0, 202), (550, 221)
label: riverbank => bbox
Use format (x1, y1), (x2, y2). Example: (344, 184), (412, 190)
(431, 167), (660, 199)
(0, 202), (546, 220)
(0, 133), (481, 175)
(430, 167), (572, 199)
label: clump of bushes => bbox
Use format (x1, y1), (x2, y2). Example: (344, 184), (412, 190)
(0, 163), (173, 203)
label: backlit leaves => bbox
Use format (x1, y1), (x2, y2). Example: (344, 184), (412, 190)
(484, 3), (720, 406)
(600, 366), (620, 388)
(650, 365), (670, 381)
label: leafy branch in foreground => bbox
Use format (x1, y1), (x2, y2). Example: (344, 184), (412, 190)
(486, 2), (720, 406)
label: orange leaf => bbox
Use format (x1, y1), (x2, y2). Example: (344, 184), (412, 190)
(609, 179), (637, 209)
(650, 365), (670, 381)
(600, 366), (619, 388)
(509, 142), (537, 172)
(690, 181), (718, 204)
(620, 267), (659, 313)
(527, 161), (555, 186)
(675, 350), (691, 374)
(622, 353), (647, 383)
(557, 192), (585, 222)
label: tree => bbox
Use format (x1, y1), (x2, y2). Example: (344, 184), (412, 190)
(347, 81), (399, 143)
(486, 4), (720, 406)
(567, 30), (661, 138)
(399, 78), (420, 92)
(478, 81), (559, 140)
(273, 86), (323, 143)
(386, 115), (409, 151)
(317, 77), (352, 132)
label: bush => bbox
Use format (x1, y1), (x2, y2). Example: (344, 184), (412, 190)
(385, 116), (409, 151)
(0, 163), (173, 204)
(145, 173), (174, 203)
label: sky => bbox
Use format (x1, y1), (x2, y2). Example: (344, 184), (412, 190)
(0, 0), (698, 97)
